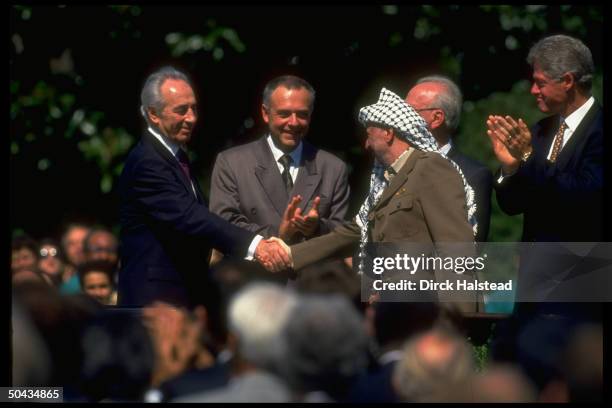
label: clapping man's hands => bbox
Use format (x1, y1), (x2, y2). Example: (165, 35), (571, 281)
(279, 195), (302, 241)
(142, 302), (211, 386)
(486, 115), (533, 174)
(291, 196), (320, 237)
(279, 195), (321, 241)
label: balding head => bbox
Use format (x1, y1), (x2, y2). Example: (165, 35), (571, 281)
(406, 75), (463, 146)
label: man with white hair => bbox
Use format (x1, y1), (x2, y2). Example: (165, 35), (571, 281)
(175, 282), (297, 402)
(406, 75), (492, 242)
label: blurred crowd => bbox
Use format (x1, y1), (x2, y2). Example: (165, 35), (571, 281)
(11, 222), (603, 402)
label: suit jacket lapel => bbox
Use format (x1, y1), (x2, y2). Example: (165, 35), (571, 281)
(143, 131), (194, 196)
(555, 102), (601, 169)
(373, 149), (420, 211)
(292, 141), (321, 212)
(253, 137), (289, 216)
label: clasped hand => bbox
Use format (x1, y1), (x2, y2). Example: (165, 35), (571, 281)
(254, 237), (292, 273)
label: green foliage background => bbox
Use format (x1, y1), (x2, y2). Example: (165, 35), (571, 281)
(10, 5), (603, 241)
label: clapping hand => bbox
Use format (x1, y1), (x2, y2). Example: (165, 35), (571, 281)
(279, 195), (303, 241)
(291, 196), (320, 237)
(142, 302), (208, 386)
(486, 115), (532, 174)
(279, 195), (321, 240)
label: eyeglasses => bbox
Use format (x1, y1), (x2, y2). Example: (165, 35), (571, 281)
(40, 247), (59, 258)
(415, 108), (439, 113)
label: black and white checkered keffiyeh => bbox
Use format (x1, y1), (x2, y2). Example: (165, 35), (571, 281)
(355, 88), (477, 274)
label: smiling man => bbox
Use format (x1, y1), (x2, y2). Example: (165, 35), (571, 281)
(483, 35), (603, 365)
(210, 75), (349, 253)
(485, 33), (602, 303)
(118, 66), (291, 308)
(486, 34), (603, 245)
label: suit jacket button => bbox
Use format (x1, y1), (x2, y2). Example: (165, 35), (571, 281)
(377, 233), (385, 241)
(251, 208), (257, 215)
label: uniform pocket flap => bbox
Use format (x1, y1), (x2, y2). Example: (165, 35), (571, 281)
(388, 195), (414, 215)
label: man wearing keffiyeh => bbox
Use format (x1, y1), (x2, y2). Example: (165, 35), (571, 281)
(275, 88), (479, 312)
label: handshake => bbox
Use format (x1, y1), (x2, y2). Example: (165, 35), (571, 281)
(252, 194), (320, 272)
(253, 237), (293, 272)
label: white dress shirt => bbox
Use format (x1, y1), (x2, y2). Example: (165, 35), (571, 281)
(267, 134), (303, 184)
(438, 139), (453, 156)
(546, 96), (595, 160)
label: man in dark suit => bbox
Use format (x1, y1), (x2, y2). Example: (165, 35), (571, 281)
(485, 37), (604, 392)
(406, 75), (493, 242)
(117, 66), (290, 308)
(210, 75), (349, 248)
(485, 34), (603, 300)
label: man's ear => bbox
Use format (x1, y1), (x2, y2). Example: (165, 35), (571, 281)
(147, 107), (161, 127)
(385, 128), (395, 144)
(431, 109), (446, 130)
(261, 104), (270, 124)
(560, 72), (575, 92)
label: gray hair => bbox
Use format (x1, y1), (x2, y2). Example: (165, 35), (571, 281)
(282, 294), (368, 398)
(527, 34), (594, 92)
(416, 75), (463, 131)
(228, 283), (298, 372)
(262, 75), (315, 109)
(140, 66), (192, 124)
(393, 328), (475, 402)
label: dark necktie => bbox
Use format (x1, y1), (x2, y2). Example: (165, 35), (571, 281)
(176, 149), (191, 180)
(278, 154), (293, 192)
(549, 121), (567, 163)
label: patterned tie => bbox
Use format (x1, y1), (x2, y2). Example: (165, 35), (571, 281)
(549, 121), (567, 163)
(279, 154), (293, 192)
(176, 149), (191, 180)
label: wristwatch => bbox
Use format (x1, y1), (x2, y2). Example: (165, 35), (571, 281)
(521, 148), (532, 162)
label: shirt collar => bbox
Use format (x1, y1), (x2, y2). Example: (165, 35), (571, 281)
(390, 147), (413, 173)
(148, 126), (182, 157)
(438, 139), (453, 155)
(266, 134), (303, 165)
(384, 148), (413, 182)
(563, 96), (595, 132)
